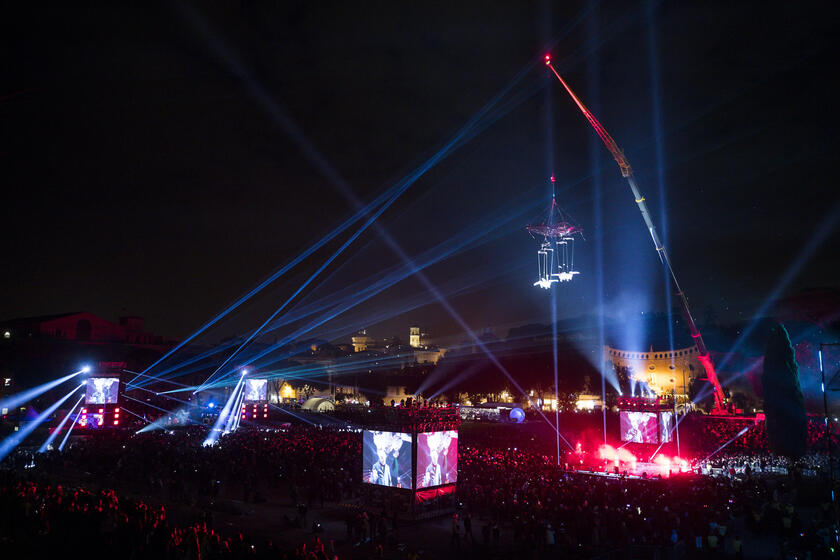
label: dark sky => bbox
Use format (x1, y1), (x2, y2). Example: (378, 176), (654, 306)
(3, 1), (837, 345)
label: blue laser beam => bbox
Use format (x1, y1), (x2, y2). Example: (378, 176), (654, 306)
(0, 369), (85, 413)
(203, 374), (245, 446)
(38, 394), (85, 453)
(58, 404), (83, 452)
(0, 383), (84, 463)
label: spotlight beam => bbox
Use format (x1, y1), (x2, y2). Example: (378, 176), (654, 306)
(203, 375), (245, 446)
(223, 381), (246, 434)
(0, 369), (84, 413)
(38, 394), (85, 453)
(58, 403), (83, 452)
(0, 383), (84, 462)
(699, 425), (753, 465)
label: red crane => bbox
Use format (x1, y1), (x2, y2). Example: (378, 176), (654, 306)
(544, 54), (726, 413)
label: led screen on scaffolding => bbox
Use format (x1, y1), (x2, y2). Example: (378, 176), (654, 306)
(85, 378), (119, 404)
(416, 430), (458, 489)
(619, 411), (658, 444)
(659, 411), (675, 443)
(362, 431), (412, 488)
(243, 379), (267, 402)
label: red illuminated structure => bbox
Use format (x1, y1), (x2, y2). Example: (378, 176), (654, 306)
(241, 402), (269, 421)
(79, 406), (121, 428)
(78, 362), (124, 429)
(545, 53), (726, 413)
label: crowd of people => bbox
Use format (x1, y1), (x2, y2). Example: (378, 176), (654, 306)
(0, 470), (348, 558)
(22, 426), (360, 508)
(680, 414), (838, 456)
(456, 444), (838, 558)
(1, 411), (839, 558)
(327, 404), (460, 435)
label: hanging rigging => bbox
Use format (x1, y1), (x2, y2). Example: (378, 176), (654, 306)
(526, 176), (583, 289)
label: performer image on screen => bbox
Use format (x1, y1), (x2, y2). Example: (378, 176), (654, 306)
(388, 445), (401, 487)
(423, 448), (442, 487)
(420, 430), (454, 487)
(370, 449), (392, 486)
(626, 416), (643, 443)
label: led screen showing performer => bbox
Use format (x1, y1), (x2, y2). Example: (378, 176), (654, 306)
(85, 378), (119, 404)
(659, 411), (675, 443)
(619, 411), (658, 444)
(243, 379), (268, 402)
(416, 430), (458, 489)
(362, 431), (412, 488)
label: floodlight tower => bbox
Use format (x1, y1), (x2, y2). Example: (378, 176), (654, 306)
(544, 54), (726, 414)
(527, 176), (583, 289)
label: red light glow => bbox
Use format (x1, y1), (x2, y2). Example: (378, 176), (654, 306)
(597, 444), (637, 465)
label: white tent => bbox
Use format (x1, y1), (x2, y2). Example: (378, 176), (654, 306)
(301, 397), (335, 412)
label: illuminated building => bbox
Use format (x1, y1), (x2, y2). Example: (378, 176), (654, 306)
(409, 326), (426, 348)
(605, 344), (702, 399)
(575, 394), (603, 410)
(351, 329), (376, 352)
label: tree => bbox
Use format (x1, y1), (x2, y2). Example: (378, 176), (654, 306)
(761, 324), (808, 458)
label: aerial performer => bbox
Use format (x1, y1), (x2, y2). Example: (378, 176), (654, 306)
(526, 175), (583, 289)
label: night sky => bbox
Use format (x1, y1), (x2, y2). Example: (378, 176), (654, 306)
(3, 1), (837, 346)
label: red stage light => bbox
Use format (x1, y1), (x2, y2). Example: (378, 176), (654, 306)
(113, 420), (118, 425)
(114, 408), (119, 413)
(544, 54), (551, 65)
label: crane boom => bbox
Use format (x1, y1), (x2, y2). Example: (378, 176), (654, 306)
(545, 55), (726, 413)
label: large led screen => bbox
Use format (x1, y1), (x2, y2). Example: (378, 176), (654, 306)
(659, 411), (675, 443)
(362, 431), (412, 488)
(619, 411), (658, 444)
(416, 430), (458, 489)
(85, 378), (119, 404)
(243, 379), (268, 402)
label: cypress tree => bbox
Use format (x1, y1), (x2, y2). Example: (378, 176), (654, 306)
(761, 323), (808, 458)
